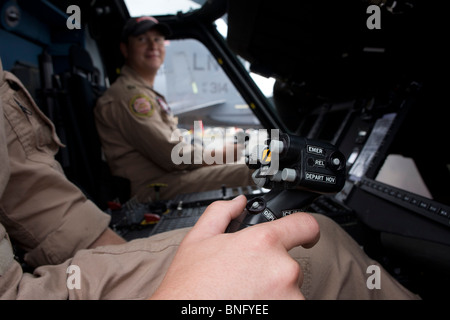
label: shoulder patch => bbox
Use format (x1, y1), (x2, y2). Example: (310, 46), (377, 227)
(129, 95), (155, 117)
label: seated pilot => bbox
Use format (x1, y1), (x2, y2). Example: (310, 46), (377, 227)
(94, 16), (253, 202)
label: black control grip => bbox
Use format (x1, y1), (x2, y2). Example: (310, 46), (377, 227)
(226, 133), (346, 232)
(226, 189), (318, 233)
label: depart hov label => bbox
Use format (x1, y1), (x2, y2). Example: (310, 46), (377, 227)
(305, 172), (337, 184)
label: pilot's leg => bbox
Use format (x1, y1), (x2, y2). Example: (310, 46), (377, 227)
(179, 163), (255, 194)
(64, 214), (419, 299)
(138, 163), (255, 201)
(291, 213), (421, 300)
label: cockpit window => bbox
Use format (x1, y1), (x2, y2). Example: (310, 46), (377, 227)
(124, 0), (276, 130)
(214, 16), (276, 102)
(154, 38), (261, 130)
(125, 0), (275, 101)
(124, 0), (202, 16)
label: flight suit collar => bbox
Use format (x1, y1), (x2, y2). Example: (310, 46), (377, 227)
(0, 65), (65, 148)
(120, 64), (153, 90)
(120, 64), (168, 102)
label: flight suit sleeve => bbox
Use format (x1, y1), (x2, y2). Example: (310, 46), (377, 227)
(1, 227), (187, 300)
(99, 93), (203, 172)
(0, 71), (111, 268)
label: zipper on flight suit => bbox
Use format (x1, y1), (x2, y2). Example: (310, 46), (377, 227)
(14, 98), (33, 116)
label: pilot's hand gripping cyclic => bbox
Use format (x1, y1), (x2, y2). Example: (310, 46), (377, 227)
(226, 133), (346, 232)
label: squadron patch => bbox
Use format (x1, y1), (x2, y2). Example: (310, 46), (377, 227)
(129, 95), (154, 117)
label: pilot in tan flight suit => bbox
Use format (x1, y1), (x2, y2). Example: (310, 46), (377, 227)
(95, 16), (254, 202)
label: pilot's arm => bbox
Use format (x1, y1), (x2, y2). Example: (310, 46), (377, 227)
(0, 65), (124, 268)
(96, 89), (205, 172)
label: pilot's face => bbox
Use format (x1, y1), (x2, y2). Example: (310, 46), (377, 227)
(122, 29), (166, 75)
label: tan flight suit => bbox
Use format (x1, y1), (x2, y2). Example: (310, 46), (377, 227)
(95, 65), (254, 202)
(0, 61), (110, 268)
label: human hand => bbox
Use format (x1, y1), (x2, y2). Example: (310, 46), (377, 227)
(150, 195), (320, 300)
